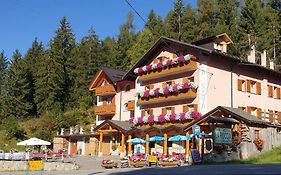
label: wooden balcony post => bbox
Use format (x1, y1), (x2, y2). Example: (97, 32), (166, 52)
(164, 133), (168, 155)
(185, 132), (190, 156)
(128, 135), (132, 155)
(121, 133), (125, 153)
(146, 134), (150, 155)
(99, 132), (103, 156)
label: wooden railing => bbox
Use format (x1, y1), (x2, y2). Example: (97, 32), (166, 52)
(127, 100), (135, 111)
(137, 89), (197, 106)
(95, 104), (116, 116)
(95, 84), (116, 96)
(138, 60), (197, 82)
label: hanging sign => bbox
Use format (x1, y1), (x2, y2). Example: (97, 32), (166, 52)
(214, 127), (232, 144)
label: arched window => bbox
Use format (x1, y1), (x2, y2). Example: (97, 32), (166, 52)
(125, 85), (131, 92)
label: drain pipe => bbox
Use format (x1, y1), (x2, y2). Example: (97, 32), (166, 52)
(119, 86), (122, 121)
(231, 66), (233, 108)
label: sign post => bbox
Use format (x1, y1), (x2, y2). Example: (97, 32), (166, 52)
(26, 160), (44, 175)
(214, 128), (232, 144)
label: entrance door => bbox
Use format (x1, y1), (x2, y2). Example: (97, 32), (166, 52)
(70, 139), (77, 155)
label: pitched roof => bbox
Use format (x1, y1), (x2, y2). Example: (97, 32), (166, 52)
(123, 36), (281, 80)
(191, 33), (233, 45)
(93, 120), (133, 133)
(204, 106), (268, 125)
(100, 67), (126, 83)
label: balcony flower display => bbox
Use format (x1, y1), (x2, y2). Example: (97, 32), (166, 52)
(169, 113), (176, 120)
(129, 118), (134, 124)
(132, 110), (202, 125)
(137, 81), (198, 98)
(133, 54), (192, 75)
(158, 114), (165, 123)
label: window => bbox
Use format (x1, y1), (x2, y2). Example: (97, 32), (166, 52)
(130, 111), (134, 118)
(250, 81), (256, 93)
(162, 107), (175, 114)
(245, 80), (261, 94)
(166, 107), (172, 115)
(246, 106), (261, 118)
(251, 108), (257, 116)
(97, 96), (103, 103)
(238, 79), (246, 92)
(125, 85), (131, 92)
(141, 109), (153, 117)
(268, 85), (273, 97)
(254, 130), (260, 139)
(238, 106), (246, 112)
(274, 87), (281, 99)
(106, 97), (112, 104)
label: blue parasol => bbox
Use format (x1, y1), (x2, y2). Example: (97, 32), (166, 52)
(145, 135), (165, 142)
(126, 138), (145, 144)
(168, 135), (187, 141)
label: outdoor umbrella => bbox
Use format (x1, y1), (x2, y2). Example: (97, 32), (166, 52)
(186, 134), (194, 140)
(17, 137), (51, 146)
(168, 135), (187, 141)
(145, 136), (165, 142)
(127, 138), (145, 144)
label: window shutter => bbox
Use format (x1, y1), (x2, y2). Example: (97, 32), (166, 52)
(256, 82), (261, 95)
(278, 112), (281, 124)
(257, 108), (262, 119)
(162, 82), (167, 88)
(269, 110), (274, 123)
(238, 106), (243, 110)
(194, 104), (198, 112)
(237, 79), (242, 91)
(182, 78), (188, 83)
(246, 106), (251, 113)
(276, 88), (280, 99)
(246, 80), (251, 92)
(162, 108), (167, 114)
(171, 107), (175, 113)
(141, 110), (145, 117)
(149, 84), (154, 90)
(268, 85), (273, 97)
(149, 109), (153, 115)
(183, 105), (189, 112)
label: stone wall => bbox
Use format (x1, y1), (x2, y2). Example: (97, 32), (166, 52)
(0, 161), (79, 172)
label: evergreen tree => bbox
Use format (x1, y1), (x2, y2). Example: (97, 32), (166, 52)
(0, 51), (8, 117)
(165, 0), (184, 40)
(197, 0), (217, 39)
(146, 10), (166, 37)
(4, 50), (33, 119)
(181, 3), (198, 42)
(100, 37), (118, 68)
(116, 12), (136, 70)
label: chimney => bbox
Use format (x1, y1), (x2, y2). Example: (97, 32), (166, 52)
(247, 45), (255, 63)
(261, 50), (267, 67)
(270, 59), (274, 70)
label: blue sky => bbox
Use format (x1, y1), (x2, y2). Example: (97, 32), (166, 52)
(0, 0), (196, 59)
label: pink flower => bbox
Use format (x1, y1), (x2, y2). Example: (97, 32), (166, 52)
(129, 118), (134, 124)
(163, 87), (170, 95)
(158, 114), (165, 123)
(180, 112), (186, 121)
(173, 85), (178, 92)
(144, 91), (150, 98)
(166, 59), (172, 66)
(157, 62), (163, 69)
(148, 115), (154, 125)
(138, 67), (143, 74)
(182, 82), (189, 90)
(138, 117), (143, 124)
(154, 88), (160, 96)
(169, 113), (176, 121)
(178, 56), (185, 63)
(191, 111), (202, 120)
(146, 64), (152, 71)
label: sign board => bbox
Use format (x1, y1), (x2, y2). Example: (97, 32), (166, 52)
(28, 160), (43, 171)
(190, 149), (201, 163)
(192, 125), (200, 135)
(214, 127), (232, 144)
(148, 155), (157, 163)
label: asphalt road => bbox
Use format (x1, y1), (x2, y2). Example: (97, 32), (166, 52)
(1, 164), (281, 175)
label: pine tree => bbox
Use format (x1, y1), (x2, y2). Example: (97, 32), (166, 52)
(100, 37), (118, 68)
(0, 51), (8, 117)
(181, 3), (198, 42)
(165, 0), (184, 40)
(4, 50), (33, 119)
(197, 0), (217, 39)
(146, 10), (166, 37)
(116, 12), (136, 70)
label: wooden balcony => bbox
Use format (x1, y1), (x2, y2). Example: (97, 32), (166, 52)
(95, 84), (116, 96)
(95, 104), (116, 116)
(138, 60), (197, 82)
(137, 89), (197, 106)
(127, 100), (135, 111)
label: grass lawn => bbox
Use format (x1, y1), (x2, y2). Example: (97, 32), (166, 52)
(234, 146), (281, 164)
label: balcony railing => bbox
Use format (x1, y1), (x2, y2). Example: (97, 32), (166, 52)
(95, 104), (116, 116)
(95, 84), (116, 96)
(127, 100), (135, 111)
(137, 89), (197, 106)
(138, 60), (197, 82)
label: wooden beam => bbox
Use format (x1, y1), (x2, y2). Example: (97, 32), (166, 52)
(121, 133), (125, 153)
(128, 135), (132, 155)
(99, 132), (103, 154)
(98, 129), (118, 133)
(146, 134), (149, 155)
(185, 132), (189, 156)
(164, 133), (168, 155)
